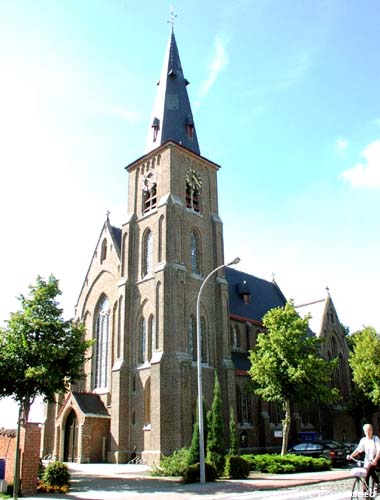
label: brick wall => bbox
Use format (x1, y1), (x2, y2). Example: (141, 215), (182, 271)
(0, 424), (41, 495)
(0, 429), (16, 484)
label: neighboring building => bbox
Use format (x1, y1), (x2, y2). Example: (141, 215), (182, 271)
(42, 27), (357, 464)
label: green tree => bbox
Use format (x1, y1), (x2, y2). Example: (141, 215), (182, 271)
(206, 373), (225, 475)
(248, 301), (338, 455)
(228, 406), (238, 455)
(349, 326), (380, 404)
(0, 275), (92, 420)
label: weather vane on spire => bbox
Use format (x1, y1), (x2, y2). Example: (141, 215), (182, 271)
(168, 6), (177, 29)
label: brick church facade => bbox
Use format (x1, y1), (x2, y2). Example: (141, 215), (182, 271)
(42, 27), (357, 464)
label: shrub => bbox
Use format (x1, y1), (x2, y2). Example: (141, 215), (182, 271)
(42, 461), (70, 487)
(182, 462), (218, 483)
(224, 455), (250, 479)
(151, 448), (189, 477)
(240, 453), (331, 474)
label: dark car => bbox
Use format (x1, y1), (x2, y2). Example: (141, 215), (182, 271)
(288, 440), (348, 465)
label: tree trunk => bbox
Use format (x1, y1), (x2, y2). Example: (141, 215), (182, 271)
(281, 399), (291, 456)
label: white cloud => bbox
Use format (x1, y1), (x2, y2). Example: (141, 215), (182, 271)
(336, 138), (348, 150)
(339, 139), (380, 188)
(199, 36), (229, 99)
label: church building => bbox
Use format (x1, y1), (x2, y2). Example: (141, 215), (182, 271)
(42, 27), (356, 464)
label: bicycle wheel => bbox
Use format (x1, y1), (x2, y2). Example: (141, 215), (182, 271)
(351, 477), (365, 500)
(368, 476), (376, 498)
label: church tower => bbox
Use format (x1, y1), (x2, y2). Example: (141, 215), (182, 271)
(45, 25), (235, 465)
(117, 27), (233, 463)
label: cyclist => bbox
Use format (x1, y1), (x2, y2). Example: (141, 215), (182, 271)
(347, 423), (380, 494)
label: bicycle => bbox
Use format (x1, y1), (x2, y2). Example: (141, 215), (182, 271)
(349, 456), (379, 499)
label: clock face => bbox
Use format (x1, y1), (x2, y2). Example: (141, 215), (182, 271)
(186, 169), (202, 192)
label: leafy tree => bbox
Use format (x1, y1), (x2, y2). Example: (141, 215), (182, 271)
(248, 301), (338, 455)
(0, 275), (92, 420)
(349, 326), (380, 405)
(229, 406), (238, 455)
(206, 373), (225, 475)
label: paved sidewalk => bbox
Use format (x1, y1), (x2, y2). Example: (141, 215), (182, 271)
(20, 463), (352, 500)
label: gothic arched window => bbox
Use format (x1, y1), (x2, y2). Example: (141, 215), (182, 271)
(188, 316), (196, 362)
(148, 314), (155, 360)
(140, 317), (147, 364)
(190, 230), (200, 275)
(100, 238), (107, 263)
(142, 229), (153, 277)
(232, 325), (240, 349)
(186, 169), (202, 212)
(95, 296), (110, 389)
(236, 385), (252, 426)
(142, 171), (157, 213)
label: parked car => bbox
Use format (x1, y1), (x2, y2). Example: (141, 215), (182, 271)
(288, 440), (348, 465)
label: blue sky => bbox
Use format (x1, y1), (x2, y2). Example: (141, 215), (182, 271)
(1, 0), (379, 426)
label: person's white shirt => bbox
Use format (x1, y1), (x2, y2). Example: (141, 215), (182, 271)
(355, 435), (380, 467)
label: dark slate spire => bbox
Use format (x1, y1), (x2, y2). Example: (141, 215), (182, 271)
(145, 28), (200, 155)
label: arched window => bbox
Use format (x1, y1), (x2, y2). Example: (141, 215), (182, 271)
(236, 385), (252, 426)
(190, 230), (200, 275)
(158, 215), (164, 263)
(201, 317), (207, 363)
(186, 169), (202, 212)
(95, 297), (110, 389)
(140, 317), (147, 364)
(331, 336), (338, 357)
(188, 316), (196, 361)
(100, 238), (107, 263)
(142, 229), (153, 277)
(144, 378), (151, 426)
(232, 325), (240, 349)
(148, 315), (155, 360)
(142, 172), (157, 213)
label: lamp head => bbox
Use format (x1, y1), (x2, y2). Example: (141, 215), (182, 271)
(228, 257), (241, 266)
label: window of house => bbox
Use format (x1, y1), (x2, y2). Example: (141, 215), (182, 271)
(190, 230), (200, 275)
(142, 230), (153, 277)
(94, 296), (110, 389)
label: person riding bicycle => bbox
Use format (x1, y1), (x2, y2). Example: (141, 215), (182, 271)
(347, 423), (380, 494)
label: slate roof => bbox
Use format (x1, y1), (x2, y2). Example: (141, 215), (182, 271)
(109, 225), (122, 253)
(72, 392), (110, 418)
(225, 267), (287, 323)
(145, 28), (200, 155)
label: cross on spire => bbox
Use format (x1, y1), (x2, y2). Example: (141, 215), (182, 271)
(168, 6), (177, 29)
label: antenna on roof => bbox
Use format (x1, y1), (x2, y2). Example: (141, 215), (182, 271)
(168, 6), (177, 29)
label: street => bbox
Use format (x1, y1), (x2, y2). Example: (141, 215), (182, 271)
(212, 479), (353, 500)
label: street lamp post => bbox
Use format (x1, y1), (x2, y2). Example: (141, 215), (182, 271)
(196, 257), (240, 484)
